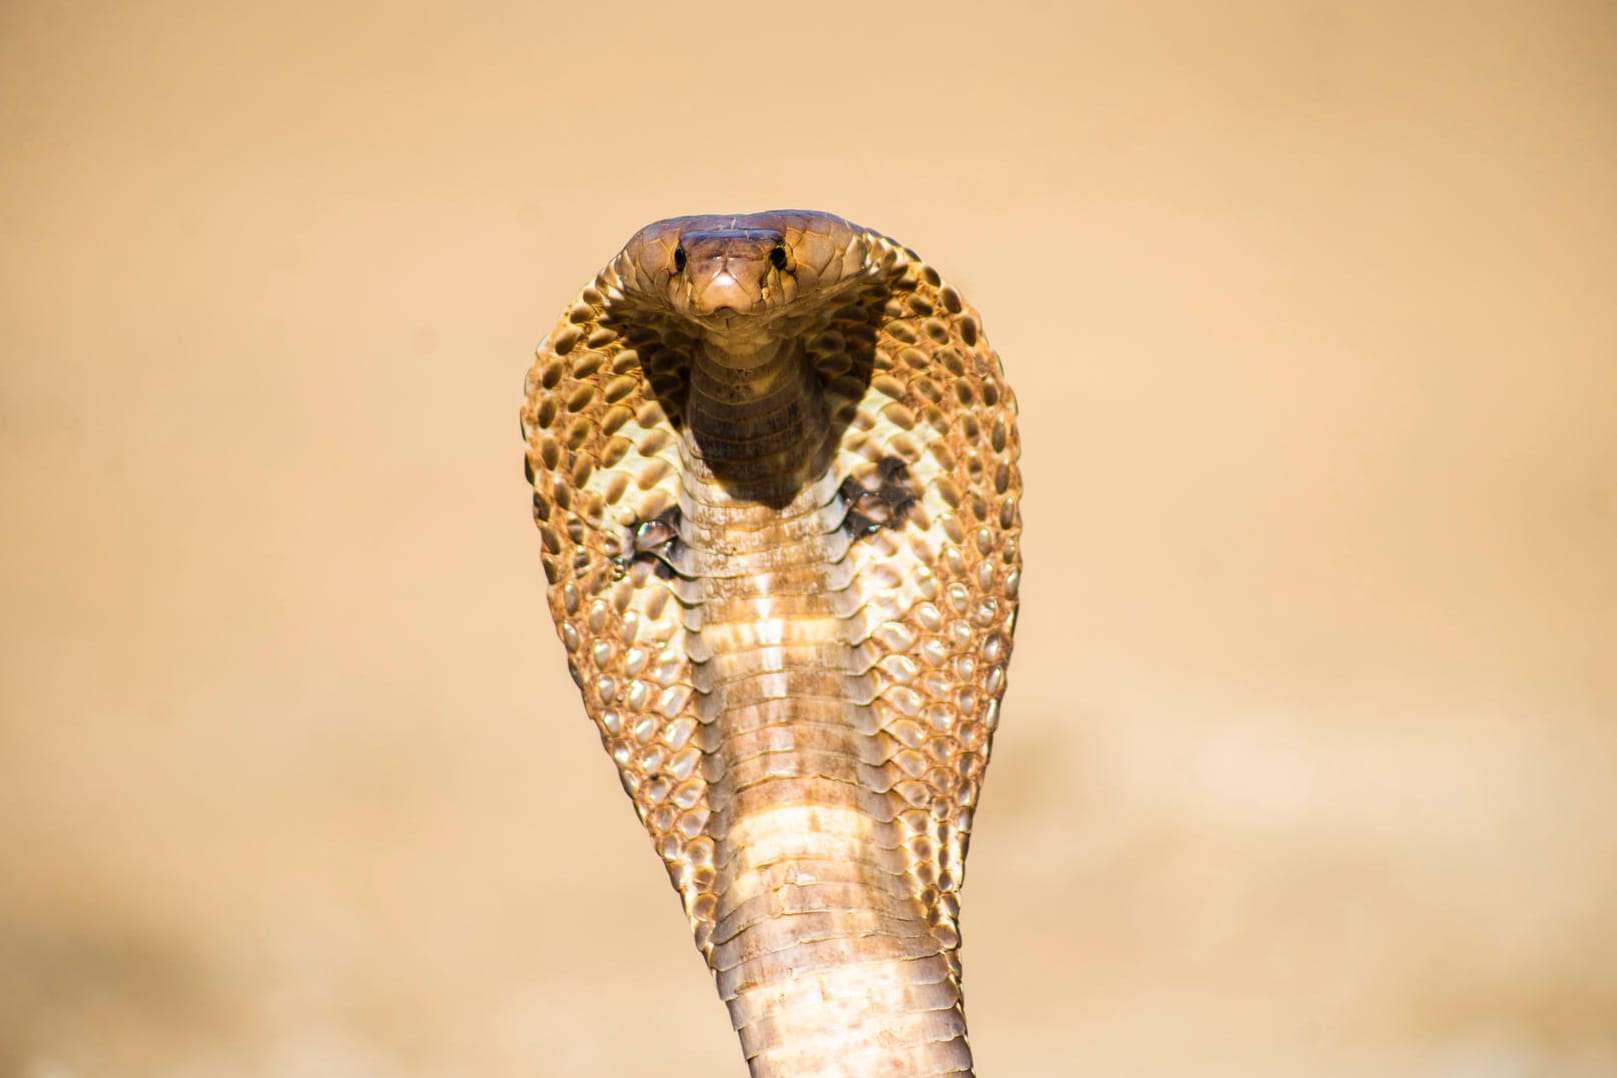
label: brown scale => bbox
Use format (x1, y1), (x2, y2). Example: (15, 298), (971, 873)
(521, 211), (1020, 1077)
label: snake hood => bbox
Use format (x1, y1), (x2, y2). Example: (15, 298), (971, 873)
(523, 209), (1021, 1077)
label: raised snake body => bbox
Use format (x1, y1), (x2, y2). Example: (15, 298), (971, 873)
(521, 211), (1022, 1076)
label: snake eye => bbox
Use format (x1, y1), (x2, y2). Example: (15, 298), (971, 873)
(673, 244), (687, 273)
(768, 243), (788, 271)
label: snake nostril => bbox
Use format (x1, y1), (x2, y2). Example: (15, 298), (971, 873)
(769, 243), (787, 271)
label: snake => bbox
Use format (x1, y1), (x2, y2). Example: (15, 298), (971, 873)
(520, 210), (1022, 1076)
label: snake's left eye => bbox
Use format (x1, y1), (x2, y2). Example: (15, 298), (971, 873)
(769, 243), (788, 270)
(673, 244), (687, 273)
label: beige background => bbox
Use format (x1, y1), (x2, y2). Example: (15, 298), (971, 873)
(4, 1), (1615, 1075)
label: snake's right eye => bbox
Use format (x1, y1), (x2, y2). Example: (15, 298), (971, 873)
(673, 244), (687, 273)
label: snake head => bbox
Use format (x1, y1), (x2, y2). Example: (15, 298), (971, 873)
(671, 227), (787, 318)
(611, 211), (880, 359)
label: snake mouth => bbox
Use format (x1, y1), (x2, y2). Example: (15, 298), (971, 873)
(690, 269), (759, 318)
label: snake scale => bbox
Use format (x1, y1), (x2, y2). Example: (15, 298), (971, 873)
(521, 210), (1022, 1076)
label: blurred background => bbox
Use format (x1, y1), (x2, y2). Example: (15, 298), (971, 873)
(4, 1), (1615, 1075)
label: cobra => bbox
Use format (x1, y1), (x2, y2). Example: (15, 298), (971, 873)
(521, 211), (1022, 1076)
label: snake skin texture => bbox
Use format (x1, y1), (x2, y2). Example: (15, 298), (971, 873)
(520, 211), (1021, 1076)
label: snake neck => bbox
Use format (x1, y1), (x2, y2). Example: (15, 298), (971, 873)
(681, 339), (833, 508)
(674, 345), (973, 1077)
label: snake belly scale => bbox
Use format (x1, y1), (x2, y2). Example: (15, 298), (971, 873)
(520, 210), (1022, 1076)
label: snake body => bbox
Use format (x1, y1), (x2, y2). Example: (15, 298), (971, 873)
(521, 211), (1021, 1076)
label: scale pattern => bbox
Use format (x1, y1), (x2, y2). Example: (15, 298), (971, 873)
(520, 211), (1021, 1076)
